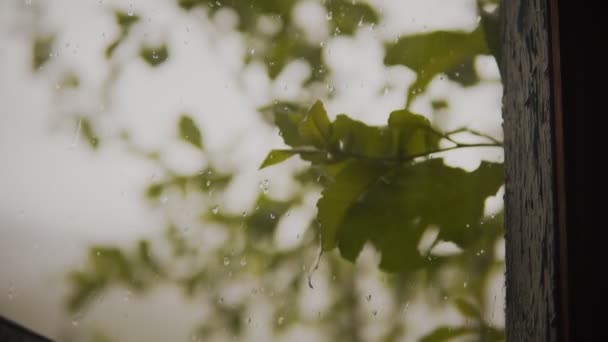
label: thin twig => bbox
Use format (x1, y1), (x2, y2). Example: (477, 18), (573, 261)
(308, 234), (324, 289)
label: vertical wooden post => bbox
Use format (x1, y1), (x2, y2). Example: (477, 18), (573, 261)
(501, 0), (607, 339)
(500, 0), (564, 340)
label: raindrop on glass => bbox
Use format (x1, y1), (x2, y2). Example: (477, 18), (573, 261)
(277, 316), (284, 325)
(366, 294), (372, 302)
(212, 205), (219, 214)
(223, 256), (230, 266)
(240, 258), (247, 266)
(326, 11), (333, 20)
(248, 47), (256, 56)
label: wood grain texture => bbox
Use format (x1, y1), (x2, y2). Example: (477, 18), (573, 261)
(500, 0), (560, 341)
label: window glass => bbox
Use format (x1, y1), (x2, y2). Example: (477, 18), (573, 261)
(0, 0), (504, 341)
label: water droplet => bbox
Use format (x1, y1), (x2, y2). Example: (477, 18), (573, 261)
(463, 281), (468, 288)
(206, 180), (212, 187)
(466, 223), (470, 228)
(403, 302), (410, 312)
(247, 317), (252, 324)
(372, 310), (378, 316)
(218, 297), (224, 304)
(160, 195), (169, 204)
(476, 15), (482, 23)
(358, 17), (364, 27)
(443, 296), (448, 300)
(127, 5), (134, 16)
(152, 51), (159, 59)
(7, 284), (15, 300)
(240, 258), (247, 266)
(248, 47), (255, 56)
(370, 23), (376, 31)
(366, 294), (372, 302)
(259, 179), (270, 194)
(319, 41), (325, 47)
(277, 316), (284, 325)
(223, 256), (230, 266)
(71, 319), (79, 326)
(212, 205), (219, 214)
(326, 11), (333, 20)
(270, 213), (276, 220)
(241, 211), (247, 217)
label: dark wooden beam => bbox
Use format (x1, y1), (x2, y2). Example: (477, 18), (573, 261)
(0, 316), (53, 342)
(500, 0), (563, 340)
(502, 0), (606, 340)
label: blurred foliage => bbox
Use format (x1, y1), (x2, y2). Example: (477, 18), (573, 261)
(79, 117), (99, 149)
(106, 11), (139, 58)
(178, 115), (204, 149)
(32, 34), (54, 70)
(22, 0), (506, 340)
(139, 44), (169, 67)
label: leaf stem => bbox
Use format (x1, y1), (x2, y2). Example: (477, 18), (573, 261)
(276, 142), (502, 165)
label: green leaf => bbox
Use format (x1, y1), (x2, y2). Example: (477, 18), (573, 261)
(260, 150), (297, 169)
(146, 183), (164, 198)
(80, 117), (99, 149)
(446, 57), (480, 87)
(326, 159), (503, 272)
(272, 105), (307, 147)
(140, 44), (169, 67)
(454, 298), (481, 319)
(317, 161), (388, 250)
(431, 99), (449, 111)
(262, 28), (324, 81)
(299, 101), (332, 148)
(388, 109), (441, 157)
(178, 115), (203, 149)
(330, 115), (393, 159)
(384, 27), (489, 106)
(420, 326), (476, 342)
(32, 35), (55, 71)
(325, 0), (379, 35)
(115, 11), (139, 32)
(478, 6), (500, 66)
(137, 240), (164, 276)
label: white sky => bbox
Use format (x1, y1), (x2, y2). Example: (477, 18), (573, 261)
(0, 0), (503, 340)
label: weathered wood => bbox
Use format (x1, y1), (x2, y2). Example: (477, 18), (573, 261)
(500, 1), (562, 341)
